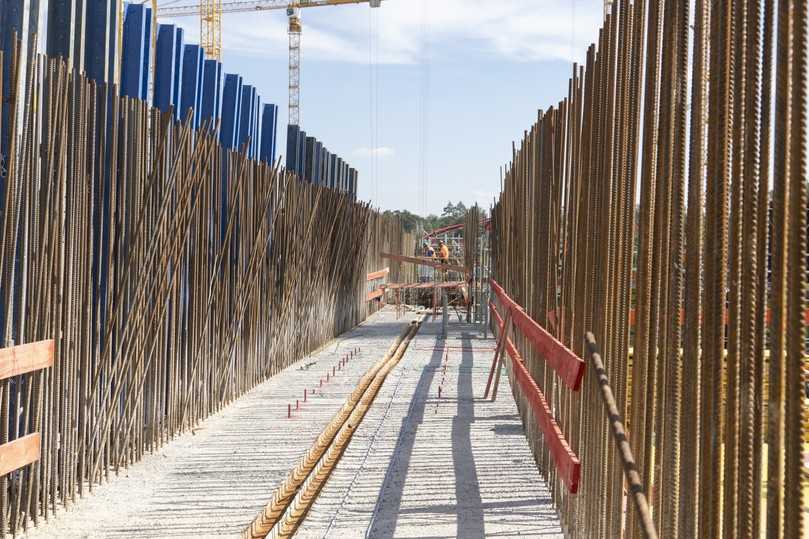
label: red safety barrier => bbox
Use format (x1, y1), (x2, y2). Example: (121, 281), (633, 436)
(490, 280), (585, 390)
(490, 302), (581, 493)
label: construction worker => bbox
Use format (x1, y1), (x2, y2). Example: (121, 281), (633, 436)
(424, 241), (435, 258)
(438, 241), (450, 266)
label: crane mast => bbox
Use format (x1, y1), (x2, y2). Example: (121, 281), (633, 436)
(288, 8), (302, 125)
(156, 0), (381, 125)
(201, 0), (223, 60)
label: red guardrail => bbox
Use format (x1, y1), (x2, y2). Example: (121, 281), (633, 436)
(490, 280), (585, 390)
(489, 298), (581, 494)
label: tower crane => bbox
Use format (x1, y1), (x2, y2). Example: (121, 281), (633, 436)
(157, 0), (382, 126)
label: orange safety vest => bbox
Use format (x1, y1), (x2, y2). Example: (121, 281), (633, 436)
(439, 245), (449, 260)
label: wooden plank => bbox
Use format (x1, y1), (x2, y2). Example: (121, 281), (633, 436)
(490, 302), (581, 493)
(366, 267), (390, 281)
(384, 280), (466, 290)
(490, 280), (585, 390)
(0, 433), (41, 476)
(0, 339), (55, 381)
(380, 252), (467, 274)
(366, 289), (384, 301)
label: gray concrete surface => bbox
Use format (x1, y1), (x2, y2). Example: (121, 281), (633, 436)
(23, 307), (563, 538)
(24, 308), (418, 539)
(297, 314), (563, 538)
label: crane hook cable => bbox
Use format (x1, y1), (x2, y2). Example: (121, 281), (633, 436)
(242, 316), (424, 539)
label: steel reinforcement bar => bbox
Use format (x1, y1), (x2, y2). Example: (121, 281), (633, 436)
(0, 43), (416, 535)
(489, 0), (807, 537)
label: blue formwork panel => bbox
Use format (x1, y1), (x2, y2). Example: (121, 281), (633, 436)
(233, 78), (243, 148)
(251, 94), (260, 159)
(261, 104), (278, 165)
(121, 4), (150, 100)
(141, 7), (151, 99)
(201, 58), (222, 127)
(330, 154), (338, 190)
(180, 44), (203, 127)
(319, 144), (326, 185)
(220, 74), (242, 149)
(238, 84), (254, 152)
(107, 0), (117, 84)
(313, 141), (323, 185)
(349, 168), (357, 201)
(304, 136), (315, 182)
(154, 25), (178, 114)
(335, 157), (343, 191)
(321, 149), (329, 186)
(85, 0), (113, 84)
(172, 28), (185, 120)
(342, 161), (349, 192)
(297, 130), (307, 177)
(285, 124), (299, 171)
(268, 106), (278, 162)
(45, 0), (71, 59)
(214, 61), (222, 119)
(194, 49), (205, 128)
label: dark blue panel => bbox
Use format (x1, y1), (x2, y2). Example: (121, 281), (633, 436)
(172, 28), (184, 120)
(329, 154), (338, 189)
(141, 7), (152, 99)
(261, 105), (278, 165)
(154, 25), (177, 114)
(201, 58), (221, 126)
(297, 130), (306, 177)
(194, 47), (205, 127)
(180, 44), (202, 126)
(238, 84), (255, 152)
(350, 168), (358, 201)
(285, 124), (299, 170)
(321, 149), (328, 186)
(304, 136), (315, 182)
(269, 106), (278, 161)
(220, 74), (241, 149)
(46, 0), (71, 59)
(85, 0), (112, 83)
(121, 3), (149, 100)
(233, 77), (243, 149)
(107, 0), (117, 85)
(313, 141), (323, 185)
(251, 94), (260, 159)
(214, 61), (223, 120)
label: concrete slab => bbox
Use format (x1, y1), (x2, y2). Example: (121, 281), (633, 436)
(297, 314), (563, 538)
(23, 308), (418, 539)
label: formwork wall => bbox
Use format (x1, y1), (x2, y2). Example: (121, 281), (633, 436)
(0, 41), (412, 534)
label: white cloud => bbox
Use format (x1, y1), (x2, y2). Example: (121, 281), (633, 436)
(353, 146), (395, 158)
(163, 0), (603, 65)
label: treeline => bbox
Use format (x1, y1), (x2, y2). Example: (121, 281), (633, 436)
(383, 201), (487, 234)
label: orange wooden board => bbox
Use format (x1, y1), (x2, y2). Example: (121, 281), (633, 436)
(366, 289), (384, 301)
(380, 252), (467, 274)
(366, 267), (390, 281)
(0, 339), (54, 381)
(0, 433), (40, 476)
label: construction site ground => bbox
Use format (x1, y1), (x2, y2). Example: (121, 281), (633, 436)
(24, 307), (562, 539)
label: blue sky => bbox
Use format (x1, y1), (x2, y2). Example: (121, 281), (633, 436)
(164, 0), (603, 215)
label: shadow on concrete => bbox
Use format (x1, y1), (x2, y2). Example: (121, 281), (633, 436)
(452, 331), (485, 538)
(366, 329), (446, 538)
